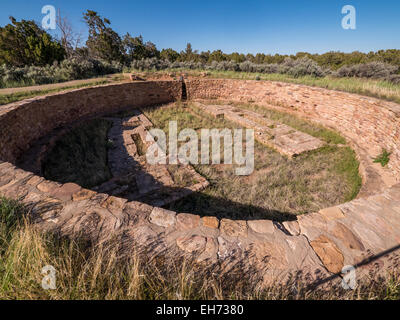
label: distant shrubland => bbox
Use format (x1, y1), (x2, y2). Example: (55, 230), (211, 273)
(0, 58), (123, 88)
(1, 10), (400, 88)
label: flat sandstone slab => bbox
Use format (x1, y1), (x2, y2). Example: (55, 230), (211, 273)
(194, 102), (325, 157)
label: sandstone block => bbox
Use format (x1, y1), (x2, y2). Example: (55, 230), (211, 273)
(72, 188), (96, 201)
(149, 207), (176, 228)
(101, 196), (127, 211)
(248, 220), (275, 234)
(201, 216), (219, 229)
(197, 237), (218, 262)
(176, 213), (200, 230)
(37, 180), (61, 193)
(26, 175), (44, 187)
(282, 220), (301, 236)
(319, 206), (345, 221)
(51, 183), (81, 201)
(220, 219), (248, 238)
(310, 235), (344, 274)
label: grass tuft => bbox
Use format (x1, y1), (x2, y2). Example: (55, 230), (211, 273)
(373, 149), (391, 167)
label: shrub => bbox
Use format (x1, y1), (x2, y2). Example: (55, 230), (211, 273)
(280, 57), (326, 77)
(385, 74), (400, 84)
(0, 58), (123, 88)
(129, 58), (326, 78)
(335, 62), (398, 79)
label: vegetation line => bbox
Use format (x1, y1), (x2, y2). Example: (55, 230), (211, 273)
(0, 80), (110, 106)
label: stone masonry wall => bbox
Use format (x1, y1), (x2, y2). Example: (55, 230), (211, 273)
(0, 81), (181, 163)
(186, 79), (400, 184)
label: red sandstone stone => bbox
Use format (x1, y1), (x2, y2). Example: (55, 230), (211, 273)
(319, 206), (345, 221)
(220, 219), (248, 238)
(310, 235), (344, 274)
(201, 216), (219, 229)
(176, 213), (200, 230)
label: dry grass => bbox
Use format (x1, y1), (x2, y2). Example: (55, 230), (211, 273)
(143, 102), (361, 220)
(0, 197), (399, 300)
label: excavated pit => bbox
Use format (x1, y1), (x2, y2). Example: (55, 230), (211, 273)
(1, 79), (400, 286)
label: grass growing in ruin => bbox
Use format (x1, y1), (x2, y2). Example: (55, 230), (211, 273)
(0, 197), (399, 300)
(42, 119), (113, 189)
(373, 148), (392, 167)
(143, 102), (361, 220)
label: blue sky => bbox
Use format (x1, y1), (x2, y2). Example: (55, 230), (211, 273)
(0, 0), (399, 55)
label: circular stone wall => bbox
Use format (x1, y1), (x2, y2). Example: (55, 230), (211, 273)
(1, 79), (400, 286)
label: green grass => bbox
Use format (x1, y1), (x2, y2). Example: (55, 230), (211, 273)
(143, 102), (361, 220)
(0, 80), (110, 106)
(42, 119), (113, 189)
(373, 149), (391, 167)
(0, 197), (399, 300)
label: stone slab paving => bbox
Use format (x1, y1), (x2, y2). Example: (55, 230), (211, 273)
(193, 102), (325, 157)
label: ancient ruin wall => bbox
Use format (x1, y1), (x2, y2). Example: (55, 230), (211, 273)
(186, 79), (400, 184)
(0, 81), (181, 163)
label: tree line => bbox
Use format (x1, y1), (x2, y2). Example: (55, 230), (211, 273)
(1, 10), (400, 73)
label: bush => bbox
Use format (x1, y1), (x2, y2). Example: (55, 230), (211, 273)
(0, 58), (123, 88)
(129, 57), (326, 78)
(385, 74), (400, 84)
(279, 57), (326, 77)
(335, 62), (398, 79)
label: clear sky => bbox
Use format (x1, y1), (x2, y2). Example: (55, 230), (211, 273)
(0, 0), (399, 55)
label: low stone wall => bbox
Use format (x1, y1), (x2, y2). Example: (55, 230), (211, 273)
(1, 79), (400, 287)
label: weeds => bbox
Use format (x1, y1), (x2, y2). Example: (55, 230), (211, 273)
(373, 149), (391, 167)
